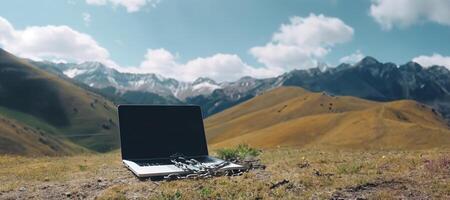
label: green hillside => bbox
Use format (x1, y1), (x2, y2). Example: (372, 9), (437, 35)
(0, 48), (119, 153)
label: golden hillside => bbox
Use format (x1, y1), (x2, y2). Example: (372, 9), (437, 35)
(205, 87), (450, 149)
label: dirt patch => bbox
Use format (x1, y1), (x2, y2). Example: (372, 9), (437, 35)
(330, 178), (430, 200)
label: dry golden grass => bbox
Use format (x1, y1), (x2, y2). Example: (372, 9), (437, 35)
(205, 87), (450, 150)
(0, 148), (449, 199)
(0, 152), (121, 193)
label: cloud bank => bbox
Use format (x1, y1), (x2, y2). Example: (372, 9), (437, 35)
(413, 54), (450, 69)
(124, 49), (282, 82)
(0, 16), (280, 82)
(370, 0), (450, 30)
(250, 14), (354, 71)
(0, 16), (116, 67)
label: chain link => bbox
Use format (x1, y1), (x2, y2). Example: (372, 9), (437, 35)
(162, 155), (247, 181)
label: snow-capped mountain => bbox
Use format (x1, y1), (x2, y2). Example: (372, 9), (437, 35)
(32, 57), (450, 120)
(34, 61), (222, 100)
(188, 56), (450, 118)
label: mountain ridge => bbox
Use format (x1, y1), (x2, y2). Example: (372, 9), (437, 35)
(33, 55), (450, 120)
(32, 61), (223, 101)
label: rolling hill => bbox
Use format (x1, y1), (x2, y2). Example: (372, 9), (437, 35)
(0, 48), (119, 154)
(0, 113), (85, 156)
(205, 87), (450, 149)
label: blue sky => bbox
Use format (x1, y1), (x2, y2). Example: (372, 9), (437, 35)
(0, 0), (449, 81)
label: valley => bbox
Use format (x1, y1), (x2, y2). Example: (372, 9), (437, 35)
(1, 47), (450, 155)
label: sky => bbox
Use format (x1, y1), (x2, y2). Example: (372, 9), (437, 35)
(0, 0), (449, 82)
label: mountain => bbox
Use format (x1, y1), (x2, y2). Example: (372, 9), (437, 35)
(0, 48), (119, 153)
(192, 57), (450, 119)
(33, 56), (450, 121)
(186, 76), (282, 116)
(205, 87), (450, 149)
(33, 61), (222, 101)
(281, 57), (450, 120)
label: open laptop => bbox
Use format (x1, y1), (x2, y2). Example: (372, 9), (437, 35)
(118, 105), (244, 178)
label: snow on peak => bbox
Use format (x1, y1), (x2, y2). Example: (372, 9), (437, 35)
(63, 68), (87, 78)
(193, 82), (221, 91)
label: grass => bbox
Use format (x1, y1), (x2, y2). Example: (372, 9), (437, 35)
(0, 106), (61, 135)
(216, 144), (261, 161)
(0, 51), (121, 153)
(205, 87), (450, 150)
(0, 147), (449, 199)
(336, 163), (363, 174)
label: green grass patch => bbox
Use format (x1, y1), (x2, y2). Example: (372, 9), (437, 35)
(215, 144), (261, 161)
(0, 106), (61, 135)
(199, 187), (212, 198)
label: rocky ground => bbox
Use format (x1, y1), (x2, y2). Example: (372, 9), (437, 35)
(0, 148), (449, 199)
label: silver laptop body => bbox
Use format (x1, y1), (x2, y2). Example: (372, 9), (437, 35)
(118, 105), (243, 178)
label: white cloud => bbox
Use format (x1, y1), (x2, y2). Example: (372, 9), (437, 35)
(85, 0), (161, 13)
(370, 0), (450, 30)
(413, 54), (450, 69)
(0, 16), (117, 67)
(124, 49), (282, 82)
(0, 16), (281, 82)
(82, 12), (91, 26)
(250, 13), (354, 71)
(339, 50), (365, 64)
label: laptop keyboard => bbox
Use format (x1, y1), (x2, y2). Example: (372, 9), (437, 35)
(136, 156), (216, 167)
(136, 160), (172, 166)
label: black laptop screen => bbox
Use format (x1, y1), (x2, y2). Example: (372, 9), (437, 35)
(118, 105), (209, 160)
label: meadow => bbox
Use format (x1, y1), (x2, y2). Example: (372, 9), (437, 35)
(0, 146), (448, 199)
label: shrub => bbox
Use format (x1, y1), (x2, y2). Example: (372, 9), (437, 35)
(199, 187), (212, 198)
(216, 144), (261, 161)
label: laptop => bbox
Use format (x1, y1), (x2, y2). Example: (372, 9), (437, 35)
(118, 105), (244, 178)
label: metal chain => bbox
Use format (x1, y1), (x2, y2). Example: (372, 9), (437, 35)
(163, 155), (247, 181)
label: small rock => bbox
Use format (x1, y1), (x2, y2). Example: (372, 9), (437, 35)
(18, 187), (26, 192)
(64, 192), (72, 197)
(44, 177), (50, 182)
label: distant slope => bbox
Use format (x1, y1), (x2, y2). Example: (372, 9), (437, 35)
(0, 113), (85, 156)
(0, 48), (119, 153)
(205, 87), (450, 149)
